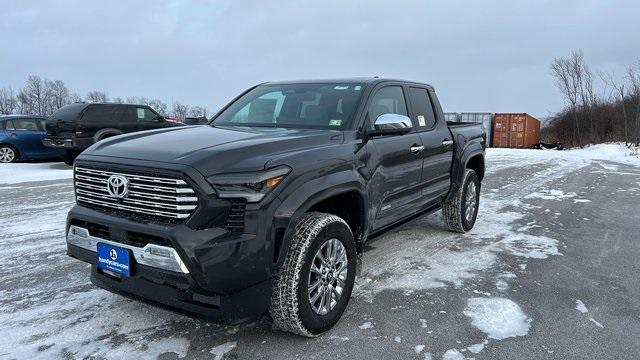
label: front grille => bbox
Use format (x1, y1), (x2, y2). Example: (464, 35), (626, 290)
(74, 166), (198, 221)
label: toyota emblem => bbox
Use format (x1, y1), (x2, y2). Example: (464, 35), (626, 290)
(106, 175), (129, 199)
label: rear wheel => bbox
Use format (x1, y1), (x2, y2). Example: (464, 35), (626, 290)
(442, 169), (480, 233)
(270, 212), (357, 337)
(62, 150), (79, 166)
(0, 145), (18, 163)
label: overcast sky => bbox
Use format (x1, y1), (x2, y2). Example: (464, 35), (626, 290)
(2, 0), (639, 118)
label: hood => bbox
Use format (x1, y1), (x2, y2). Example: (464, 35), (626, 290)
(83, 125), (342, 175)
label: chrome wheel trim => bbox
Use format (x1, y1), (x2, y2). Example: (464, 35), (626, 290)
(465, 181), (477, 222)
(0, 147), (15, 163)
(308, 238), (348, 316)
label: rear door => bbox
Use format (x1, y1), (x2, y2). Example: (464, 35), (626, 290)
(367, 85), (425, 230)
(408, 87), (454, 205)
(6, 118), (44, 156)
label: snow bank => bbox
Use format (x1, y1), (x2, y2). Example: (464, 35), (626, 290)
(488, 142), (640, 168)
(0, 163), (72, 184)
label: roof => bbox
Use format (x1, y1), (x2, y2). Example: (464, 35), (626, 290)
(263, 77), (434, 89)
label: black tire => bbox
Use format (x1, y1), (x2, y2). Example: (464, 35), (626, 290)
(270, 212), (357, 337)
(62, 150), (79, 166)
(442, 169), (480, 233)
(0, 144), (19, 163)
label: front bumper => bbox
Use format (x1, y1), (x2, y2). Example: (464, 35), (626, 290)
(66, 193), (281, 321)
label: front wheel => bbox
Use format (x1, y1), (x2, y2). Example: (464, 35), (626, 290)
(270, 212), (357, 337)
(0, 145), (18, 163)
(442, 169), (480, 233)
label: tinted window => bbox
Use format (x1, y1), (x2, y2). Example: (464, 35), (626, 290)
(408, 87), (437, 129)
(135, 107), (159, 122)
(10, 118), (39, 131)
(81, 105), (120, 124)
(367, 86), (408, 130)
(214, 83), (364, 129)
(49, 103), (86, 120)
(0, 120), (5, 131)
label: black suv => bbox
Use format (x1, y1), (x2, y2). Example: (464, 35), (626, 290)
(43, 103), (182, 165)
(65, 78), (486, 336)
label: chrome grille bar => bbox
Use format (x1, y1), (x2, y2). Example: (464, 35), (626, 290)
(74, 166), (198, 220)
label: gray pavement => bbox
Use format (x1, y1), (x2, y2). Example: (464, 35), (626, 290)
(1, 150), (639, 359)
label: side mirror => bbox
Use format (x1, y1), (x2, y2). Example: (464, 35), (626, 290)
(370, 113), (412, 136)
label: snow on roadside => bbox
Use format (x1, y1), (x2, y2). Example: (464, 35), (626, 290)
(463, 297), (531, 340)
(0, 163), (72, 184)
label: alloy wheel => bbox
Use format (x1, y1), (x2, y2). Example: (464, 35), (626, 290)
(465, 182), (477, 222)
(308, 238), (348, 315)
(0, 147), (15, 163)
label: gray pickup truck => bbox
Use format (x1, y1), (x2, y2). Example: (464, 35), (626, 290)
(65, 78), (485, 336)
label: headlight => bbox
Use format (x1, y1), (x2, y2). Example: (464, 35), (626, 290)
(206, 166), (291, 202)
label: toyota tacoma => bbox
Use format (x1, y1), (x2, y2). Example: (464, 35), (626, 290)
(66, 78), (486, 336)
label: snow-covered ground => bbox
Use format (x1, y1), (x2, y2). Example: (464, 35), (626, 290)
(0, 162), (72, 184)
(0, 143), (639, 359)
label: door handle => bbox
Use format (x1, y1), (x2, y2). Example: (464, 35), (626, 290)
(442, 139), (454, 146)
(410, 145), (425, 154)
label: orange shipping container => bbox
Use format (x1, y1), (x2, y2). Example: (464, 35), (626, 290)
(492, 113), (540, 148)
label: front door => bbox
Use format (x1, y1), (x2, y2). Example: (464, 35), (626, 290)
(367, 85), (425, 230)
(408, 87), (454, 205)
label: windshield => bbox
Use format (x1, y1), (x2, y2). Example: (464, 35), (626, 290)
(212, 83), (364, 129)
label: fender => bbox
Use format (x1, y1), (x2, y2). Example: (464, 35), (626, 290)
(270, 169), (368, 270)
(445, 141), (484, 201)
(93, 128), (123, 143)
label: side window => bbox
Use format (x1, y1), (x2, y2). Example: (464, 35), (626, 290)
(6, 120), (15, 130)
(82, 105), (120, 124)
(10, 118), (39, 131)
(0, 121), (5, 131)
(135, 107), (159, 122)
(367, 86), (408, 130)
(408, 87), (437, 130)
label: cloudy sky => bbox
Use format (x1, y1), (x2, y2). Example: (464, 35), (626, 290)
(2, 0), (639, 118)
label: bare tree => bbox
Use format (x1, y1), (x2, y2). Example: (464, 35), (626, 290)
(0, 87), (18, 114)
(112, 97), (124, 103)
(189, 106), (208, 118)
(148, 99), (168, 115)
(550, 51), (585, 146)
(85, 91), (109, 103)
(69, 93), (83, 103)
(19, 75), (49, 115)
(45, 79), (70, 114)
(601, 71), (630, 144)
(171, 101), (190, 119)
(627, 61), (640, 145)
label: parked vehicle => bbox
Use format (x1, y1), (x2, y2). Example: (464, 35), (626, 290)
(182, 116), (209, 125)
(42, 103), (183, 166)
(0, 115), (62, 163)
(65, 78), (486, 336)
(493, 113), (540, 148)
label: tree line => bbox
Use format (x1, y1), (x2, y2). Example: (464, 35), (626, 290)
(546, 50), (640, 147)
(0, 75), (209, 119)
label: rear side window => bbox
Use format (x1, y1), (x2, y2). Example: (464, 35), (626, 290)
(367, 86), (408, 130)
(81, 105), (121, 124)
(10, 118), (39, 131)
(0, 121), (5, 130)
(408, 87), (437, 130)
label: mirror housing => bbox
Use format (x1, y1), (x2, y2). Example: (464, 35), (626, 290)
(369, 113), (412, 136)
